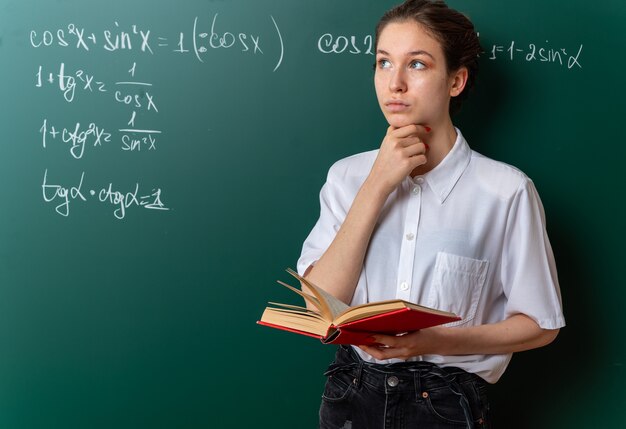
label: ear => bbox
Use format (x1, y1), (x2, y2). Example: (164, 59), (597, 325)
(449, 66), (469, 98)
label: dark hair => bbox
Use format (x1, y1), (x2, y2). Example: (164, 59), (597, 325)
(375, 0), (482, 114)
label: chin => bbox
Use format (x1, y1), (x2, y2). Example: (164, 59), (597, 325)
(386, 116), (418, 129)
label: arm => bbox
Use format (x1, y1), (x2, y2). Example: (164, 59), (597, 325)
(304, 125), (429, 304)
(360, 314), (559, 360)
(303, 178), (388, 304)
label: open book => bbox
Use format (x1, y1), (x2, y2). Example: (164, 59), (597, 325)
(257, 269), (460, 345)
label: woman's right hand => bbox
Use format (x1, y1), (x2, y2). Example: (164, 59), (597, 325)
(366, 124), (430, 195)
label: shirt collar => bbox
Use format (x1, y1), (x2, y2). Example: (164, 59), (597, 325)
(412, 127), (471, 204)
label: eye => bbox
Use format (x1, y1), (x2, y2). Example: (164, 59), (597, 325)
(377, 59), (391, 69)
(409, 60), (426, 70)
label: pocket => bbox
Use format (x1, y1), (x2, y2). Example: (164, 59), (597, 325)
(427, 252), (489, 327)
(424, 385), (472, 424)
(424, 379), (489, 426)
(321, 372), (354, 403)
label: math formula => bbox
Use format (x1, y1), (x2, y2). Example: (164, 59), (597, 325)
(29, 14), (284, 71)
(30, 13), (285, 219)
(316, 31), (584, 71)
(34, 58), (166, 219)
(42, 170), (169, 220)
(487, 40), (583, 69)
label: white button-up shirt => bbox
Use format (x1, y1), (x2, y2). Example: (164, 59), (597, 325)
(297, 129), (565, 383)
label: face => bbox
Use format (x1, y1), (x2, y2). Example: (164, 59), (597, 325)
(374, 20), (465, 129)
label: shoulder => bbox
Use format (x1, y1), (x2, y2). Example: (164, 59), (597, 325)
(326, 149), (378, 183)
(469, 151), (533, 200)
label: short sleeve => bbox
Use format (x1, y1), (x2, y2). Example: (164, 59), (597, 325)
(297, 172), (348, 277)
(501, 179), (565, 329)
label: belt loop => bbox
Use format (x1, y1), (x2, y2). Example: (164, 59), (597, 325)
(347, 345), (364, 389)
(413, 370), (422, 399)
(353, 361), (364, 389)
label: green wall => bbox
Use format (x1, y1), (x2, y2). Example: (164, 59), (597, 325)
(0, 0), (624, 427)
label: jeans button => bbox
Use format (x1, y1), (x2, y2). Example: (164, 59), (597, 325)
(387, 376), (399, 387)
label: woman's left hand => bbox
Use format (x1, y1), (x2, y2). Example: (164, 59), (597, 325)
(359, 327), (443, 360)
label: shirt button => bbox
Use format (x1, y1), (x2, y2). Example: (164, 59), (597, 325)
(387, 376), (399, 387)
(415, 177), (425, 184)
(405, 233), (415, 241)
(400, 282), (409, 291)
(411, 186), (421, 195)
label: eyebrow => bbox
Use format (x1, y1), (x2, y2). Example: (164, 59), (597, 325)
(376, 49), (435, 60)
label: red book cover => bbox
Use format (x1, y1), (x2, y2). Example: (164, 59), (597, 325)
(322, 307), (460, 345)
(258, 307), (460, 346)
(256, 321), (323, 340)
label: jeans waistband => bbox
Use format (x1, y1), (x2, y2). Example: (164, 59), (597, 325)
(324, 346), (478, 429)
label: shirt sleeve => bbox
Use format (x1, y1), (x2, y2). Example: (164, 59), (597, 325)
(501, 178), (565, 329)
(297, 169), (347, 276)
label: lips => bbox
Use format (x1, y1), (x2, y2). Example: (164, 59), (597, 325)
(385, 100), (410, 112)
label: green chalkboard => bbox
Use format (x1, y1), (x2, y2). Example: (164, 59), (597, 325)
(0, 0), (624, 428)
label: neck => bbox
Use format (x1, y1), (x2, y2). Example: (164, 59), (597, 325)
(411, 120), (457, 177)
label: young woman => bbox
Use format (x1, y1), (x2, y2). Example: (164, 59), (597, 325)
(296, 0), (565, 428)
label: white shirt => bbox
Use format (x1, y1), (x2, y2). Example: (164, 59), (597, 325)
(297, 129), (565, 383)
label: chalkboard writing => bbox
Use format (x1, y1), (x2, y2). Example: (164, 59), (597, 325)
(30, 15), (584, 220)
(28, 15), (284, 70)
(34, 57), (166, 218)
(41, 169), (168, 219)
(316, 30), (584, 70)
(30, 14), (286, 219)
(317, 33), (375, 55)
(487, 40), (583, 68)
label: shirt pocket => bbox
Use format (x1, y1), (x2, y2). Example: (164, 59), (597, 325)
(427, 252), (489, 327)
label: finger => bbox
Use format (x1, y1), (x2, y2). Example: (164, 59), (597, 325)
(401, 140), (429, 154)
(396, 136), (422, 148)
(404, 154), (428, 171)
(361, 344), (408, 361)
(398, 145), (427, 169)
(391, 124), (430, 138)
(371, 334), (398, 348)
(359, 345), (391, 360)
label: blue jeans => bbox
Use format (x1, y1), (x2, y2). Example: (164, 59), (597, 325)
(319, 346), (490, 429)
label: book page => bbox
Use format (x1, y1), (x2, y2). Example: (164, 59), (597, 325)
(265, 304), (328, 322)
(268, 302), (318, 314)
(286, 268), (349, 320)
(260, 308), (329, 337)
(305, 281), (349, 319)
(334, 300), (459, 326)
(276, 281), (326, 317)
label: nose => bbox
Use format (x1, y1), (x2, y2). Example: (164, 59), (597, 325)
(389, 68), (407, 93)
